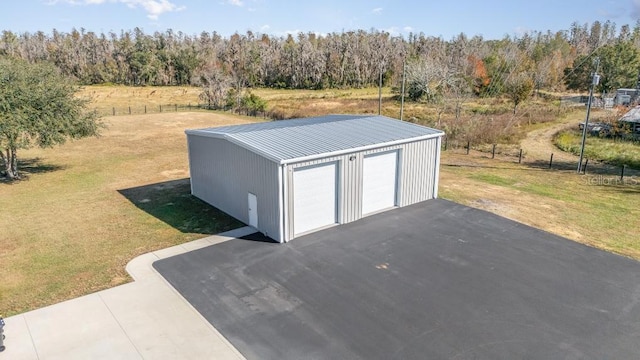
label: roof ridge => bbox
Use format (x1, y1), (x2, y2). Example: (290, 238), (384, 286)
(186, 115), (443, 163)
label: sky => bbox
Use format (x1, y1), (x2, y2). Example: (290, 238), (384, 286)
(1, 0), (639, 39)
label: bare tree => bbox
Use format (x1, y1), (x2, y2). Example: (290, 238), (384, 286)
(198, 66), (232, 109)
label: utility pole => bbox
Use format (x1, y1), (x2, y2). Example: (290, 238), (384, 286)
(378, 63), (383, 115)
(577, 57), (600, 173)
(400, 59), (406, 120)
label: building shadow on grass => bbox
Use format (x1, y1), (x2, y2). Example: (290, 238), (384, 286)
(118, 178), (244, 235)
(1, 158), (65, 184)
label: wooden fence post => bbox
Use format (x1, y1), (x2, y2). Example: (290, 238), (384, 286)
(144, 105), (147, 114)
(466, 141), (470, 155)
(112, 107), (115, 116)
(518, 149), (523, 163)
(128, 106), (131, 115)
(159, 105), (162, 113)
(620, 165), (625, 181)
(175, 104), (178, 112)
(492, 144), (496, 159)
(582, 159), (589, 174)
(549, 153), (554, 169)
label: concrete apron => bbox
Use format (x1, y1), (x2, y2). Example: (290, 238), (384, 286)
(0, 227), (255, 360)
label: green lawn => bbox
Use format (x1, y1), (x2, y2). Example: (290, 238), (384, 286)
(440, 151), (640, 258)
(555, 130), (640, 169)
(0, 111), (249, 316)
(2, 85), (639, 317)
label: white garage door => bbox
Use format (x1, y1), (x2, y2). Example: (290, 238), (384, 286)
(362, 151), (398, 215)
(293, 162), (338, 235)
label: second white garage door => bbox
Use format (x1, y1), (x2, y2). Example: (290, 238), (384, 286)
(362, 151), (398, 215)
(293, 162), (338, 236)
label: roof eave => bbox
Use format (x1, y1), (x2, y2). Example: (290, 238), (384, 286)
(186, 129), (284, 163)
(186, 125), (445, 165)
(280, 131), (444, 165)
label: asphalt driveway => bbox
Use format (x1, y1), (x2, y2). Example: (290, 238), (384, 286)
(154, 199), (640, 360)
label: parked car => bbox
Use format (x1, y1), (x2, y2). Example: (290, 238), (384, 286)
(578, 122), (611, 136)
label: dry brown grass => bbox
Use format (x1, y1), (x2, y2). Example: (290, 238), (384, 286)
(4, 85), (639, 317)
(78, 85), (202, 115)
(0, 111), (256, 315)
(439, 151), (640, 259)
(257, 88), (564, 145)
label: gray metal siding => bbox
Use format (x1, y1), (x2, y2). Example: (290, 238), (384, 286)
(342, 152), (363, 223)
(188, 126), (440, 243)
(187, 134), (282, 241)
(285, 153), (363, 229)
(284, 155), (348, 241)
(283, 137), (440, 241)
(399, 138), (440, 206)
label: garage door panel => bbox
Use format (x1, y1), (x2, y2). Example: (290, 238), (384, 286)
(293, 163), (337, 235)
(362, 151), (398, 215)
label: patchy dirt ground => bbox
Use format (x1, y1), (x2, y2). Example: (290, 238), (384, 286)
(440, 125), (639, 260)
(519, 112), (579, 161)
(439, 159), (588, 243)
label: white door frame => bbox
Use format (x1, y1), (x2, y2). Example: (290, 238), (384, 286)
(292, 162), (338, 236)
(248, 192), (258, 228)
(362, 150), (399, 215)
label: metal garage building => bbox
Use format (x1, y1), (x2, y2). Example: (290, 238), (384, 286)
(186, 114), (444, 243)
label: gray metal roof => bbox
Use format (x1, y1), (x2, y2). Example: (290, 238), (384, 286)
(620, 106), (640, 123)
(186, 114), (444, 164)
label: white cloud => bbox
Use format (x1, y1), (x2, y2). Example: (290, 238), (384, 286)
(46, 0), (185, 20)
(384, 26), (399, 35)
(379, 26), (414, 36)
(514, 26), (530, 37)
(372, 7), (382, 14)
(260, 24), (270, 31)
(272, 29), (327, 38)
(228, 0), (243, 6)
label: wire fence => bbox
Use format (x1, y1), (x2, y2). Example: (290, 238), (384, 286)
(95, 103), (638, 182)
(442, 136), (639, 183)
(94, 103), (270, 119)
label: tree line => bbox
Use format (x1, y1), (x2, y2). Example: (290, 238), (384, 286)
(4, 20), (640, 180)
(1, 20), (640, 96)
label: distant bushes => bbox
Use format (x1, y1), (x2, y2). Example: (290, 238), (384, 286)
(554, 129), (640, 169)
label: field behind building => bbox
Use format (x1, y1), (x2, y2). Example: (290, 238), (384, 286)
(1, 86), (638, 316)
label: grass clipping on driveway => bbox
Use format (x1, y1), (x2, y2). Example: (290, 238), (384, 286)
(0, 112), (251, 316)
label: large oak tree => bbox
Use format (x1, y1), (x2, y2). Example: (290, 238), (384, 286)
(0, 58), (102, 179)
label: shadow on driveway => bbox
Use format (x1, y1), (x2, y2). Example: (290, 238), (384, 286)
(154, 199), (640, 360)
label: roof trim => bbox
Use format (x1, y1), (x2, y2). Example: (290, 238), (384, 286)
(186, 116), (445, 164)
(280, 132), (443, 165)
(185, 129), (283, 163)
(186, 128), (444, 164)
